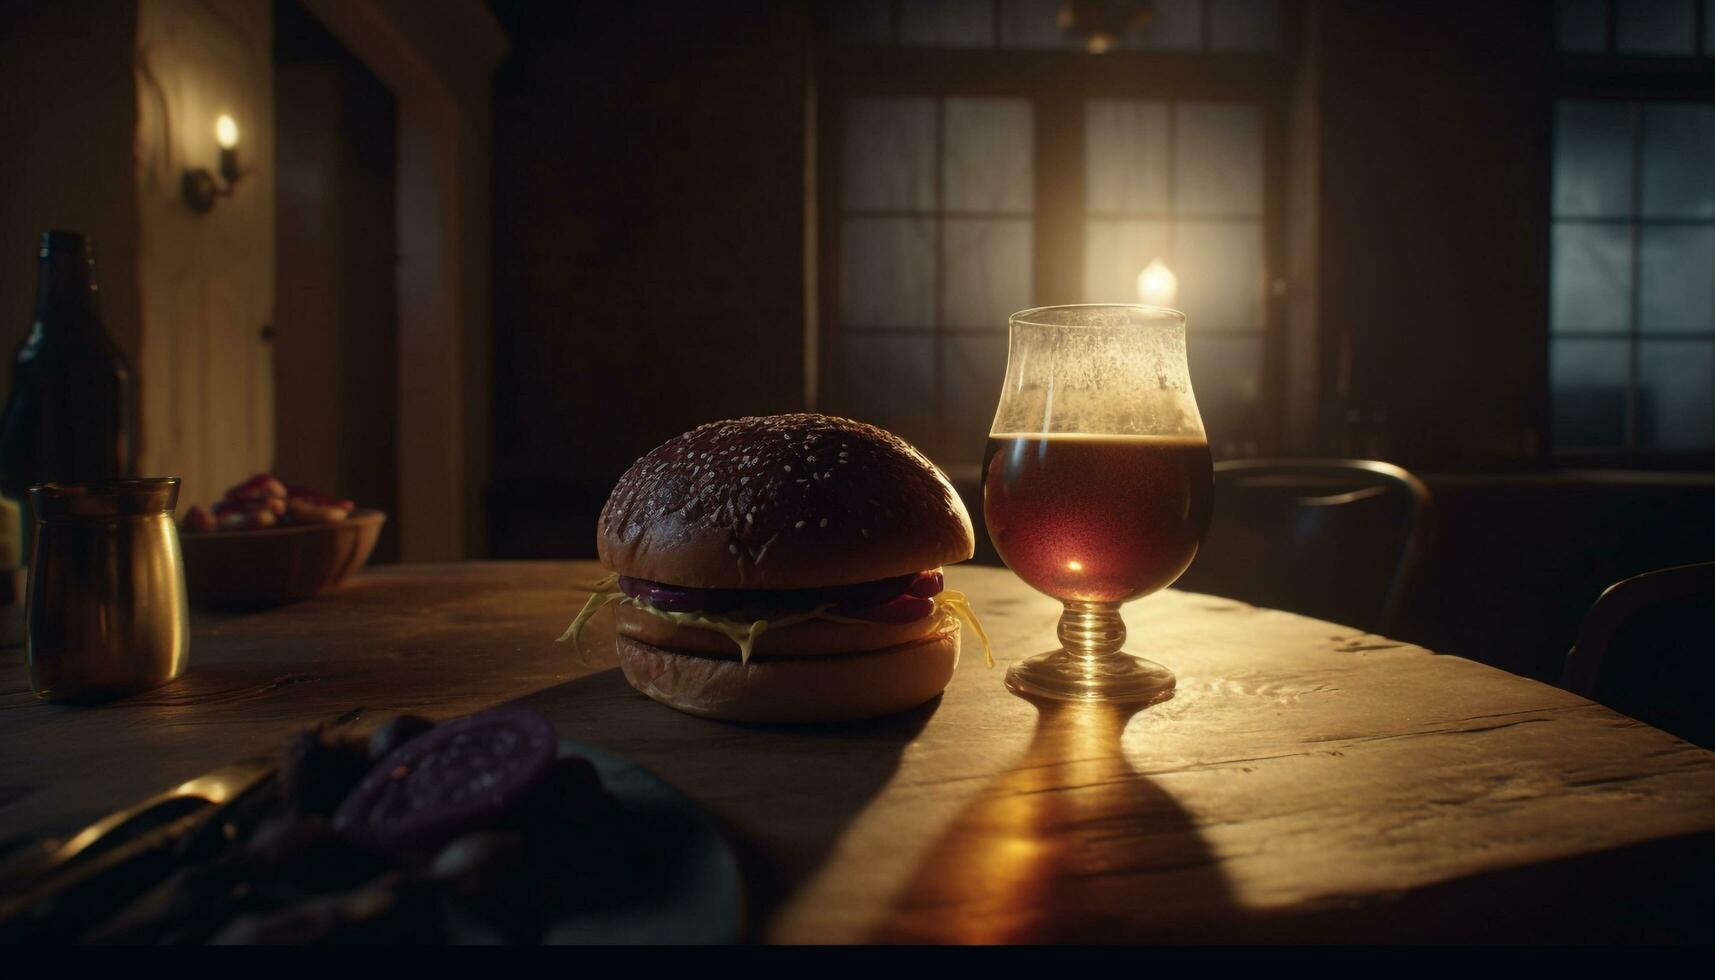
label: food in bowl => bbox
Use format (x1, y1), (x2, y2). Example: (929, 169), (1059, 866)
(175, 474), (384, 609)
(180, 473), (356, 532)
(561, 413), (992, 724)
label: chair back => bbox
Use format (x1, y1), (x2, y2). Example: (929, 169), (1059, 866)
(1564, 561), (1715, 749)
(1176, 459), (1432, 633)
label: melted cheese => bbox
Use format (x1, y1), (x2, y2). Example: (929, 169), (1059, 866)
(558, 571), (995, 667)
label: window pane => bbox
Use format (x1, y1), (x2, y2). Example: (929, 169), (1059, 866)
(1176, 221), (1264, 333)
(1086, 100), (1169, 214)
(1641, 104), (1715, 218)
(843, 98), (936, 211)
(1554, 101), (1634, 218)
(944, 99), (1033, 213)
(943, 219), (1033, 329)
(1639, 226), (1715, 334)
(1552, 223), (1633, 334)
(843, 336), (936, 447)
(1557, 0), (1609, 51)
(901, 0), (994, 48)
(1187, 334), (1263, 457)
(1083, 218), (1170, 303)
(819, 0), (892, 44)
(1552, 339), (1631, 448)
(1614, 0), (1696, 54)
(841, 218), (935, 327)
(999, 0), (1078, 48)
(1142, 0), (1204, 49)
(1175, 102), (1264, 217)
(1085, 100), (1169, 214)
(1209, 0), (1278, 51)
(1639, 340), (1715, 449)
(945, 335), (1010, 459)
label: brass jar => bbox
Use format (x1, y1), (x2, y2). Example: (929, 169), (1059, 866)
(27, 479), (188, 702)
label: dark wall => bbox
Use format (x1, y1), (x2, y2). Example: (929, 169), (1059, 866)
(1314, 1), (1554, 467)
(488, 0), (812, 558)
(0, 0), (142, 395)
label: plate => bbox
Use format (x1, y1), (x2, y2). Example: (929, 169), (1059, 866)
(536, 740), (743, 945)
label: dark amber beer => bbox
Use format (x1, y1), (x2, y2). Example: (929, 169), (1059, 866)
(984, 433), (1213, 603)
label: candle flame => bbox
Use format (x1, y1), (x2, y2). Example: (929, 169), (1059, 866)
(1136, 258), (1178, 307)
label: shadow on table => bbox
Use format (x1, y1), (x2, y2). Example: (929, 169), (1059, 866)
(869, 695), (1239, 943)
(1235, 829), (1715, 943)
(516, 667), (937, 942)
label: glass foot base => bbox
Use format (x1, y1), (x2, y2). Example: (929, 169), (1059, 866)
(1004, 649), (1176, 705)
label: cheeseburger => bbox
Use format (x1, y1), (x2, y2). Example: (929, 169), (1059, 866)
(561, 413), (990, 723)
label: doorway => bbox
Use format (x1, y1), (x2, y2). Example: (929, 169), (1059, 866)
(272, 0), (400, 561)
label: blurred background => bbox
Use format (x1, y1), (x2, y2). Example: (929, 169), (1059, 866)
(3, 0), (1714, 691)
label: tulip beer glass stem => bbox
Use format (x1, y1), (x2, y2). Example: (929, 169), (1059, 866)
(1005, 600), (1176, 704)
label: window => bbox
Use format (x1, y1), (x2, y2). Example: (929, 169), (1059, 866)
(817, 0), (1286, 466)
(1557, 0), (1715, 56)
(824, 0), (1278, 51)
(1084, 99), (1267, 451)
(838, 97), (1034, 461)
(1551, 0), (1715, 453)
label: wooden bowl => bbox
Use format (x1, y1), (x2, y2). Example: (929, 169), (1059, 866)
(180, 509), (386, 610)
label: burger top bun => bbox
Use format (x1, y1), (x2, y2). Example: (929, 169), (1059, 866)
(598, 414), (974, 589)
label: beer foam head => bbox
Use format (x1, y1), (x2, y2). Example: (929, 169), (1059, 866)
(989, 305), (1206, 439)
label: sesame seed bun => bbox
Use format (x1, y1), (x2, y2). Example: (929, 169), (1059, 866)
(597, 414), (975, 589)
(614, 625), (960, 723)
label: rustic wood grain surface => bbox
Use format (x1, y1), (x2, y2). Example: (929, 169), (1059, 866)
(1, 561), (1711, 942)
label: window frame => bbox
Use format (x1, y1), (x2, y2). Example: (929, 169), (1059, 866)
(813, 30), (1298, 467)
(1550, 3), (1715, 466)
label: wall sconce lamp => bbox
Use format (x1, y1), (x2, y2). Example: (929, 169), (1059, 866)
(182, 114), (244, 213)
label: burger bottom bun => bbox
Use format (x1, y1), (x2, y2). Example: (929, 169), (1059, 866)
(615, 624), (960, 724)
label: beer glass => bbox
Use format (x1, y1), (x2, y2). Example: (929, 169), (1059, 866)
(983, 305), (1212, 703)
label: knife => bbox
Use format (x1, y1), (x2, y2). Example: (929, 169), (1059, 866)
(3, 755), (277, 884)
(0, 756), (277, 942)
(0, 706), (365, 942)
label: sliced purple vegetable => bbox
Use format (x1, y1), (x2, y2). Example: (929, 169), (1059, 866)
(332, 707), (558, 856)
(618, 575), (743, 613)
(819, 573), (919, 610)
(619, 571), (933, 614)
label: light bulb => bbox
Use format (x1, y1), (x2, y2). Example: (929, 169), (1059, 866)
(215, 114), (239, 150)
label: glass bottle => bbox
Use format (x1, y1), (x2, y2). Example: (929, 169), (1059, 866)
(0, 231), (136, 530)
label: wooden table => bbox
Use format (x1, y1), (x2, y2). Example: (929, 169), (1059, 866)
(2, 561), (1712, 943)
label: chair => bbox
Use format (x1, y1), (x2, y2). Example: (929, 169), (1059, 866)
(1563, 562), (1715, 749)
(1174, 459), (1433, 634)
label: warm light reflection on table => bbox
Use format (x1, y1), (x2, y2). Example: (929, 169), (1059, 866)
(872, 696), (1230, 943)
